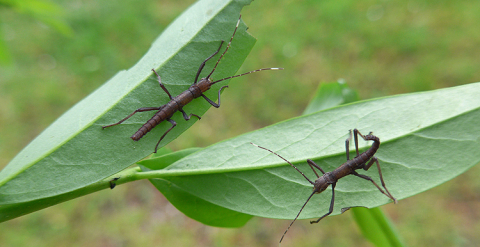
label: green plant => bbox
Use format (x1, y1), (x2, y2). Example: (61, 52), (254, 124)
(0, 0), (72, 64)
(2, 0), (480, 246)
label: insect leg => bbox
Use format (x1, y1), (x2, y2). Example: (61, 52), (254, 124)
(353, 128), (361, 157)
(340, 206), (369, 214)
(151, 69), (174, 100)
(102, 106), (163, 129)
(310, 182), (336, 224)
(279, 191), (317, 243)
(352, 170), (397, 203)
(154, 118), (177, 153)
(362, 158), (397, 203)
(201, 85), (228, 108)
(363, 156), (376, 170)
(307, 159), (325, 178)
(193, 41), (224, 84)
(355, 128), (375, 143)
(346, 129), (353, 160)
(178, 108), (201, 121)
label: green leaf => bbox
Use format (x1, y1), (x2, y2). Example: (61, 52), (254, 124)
(0, 0), (256, 220)
(139, 144), (254, 228)
(351, 207), (404, 247)
(137, 82), (480, 220)
(139, 79), (361, 228)
(148, 178), (253, 227)
(304, 82), (403, 247)
(0, 167), (141, 222)
(139, 147), (202, 170)
(1, 0), (74, 37)
(140, 149), (253, 227)
(303, 80), (359, 115)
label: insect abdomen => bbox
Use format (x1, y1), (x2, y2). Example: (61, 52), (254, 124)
(131, 103), (176, 141)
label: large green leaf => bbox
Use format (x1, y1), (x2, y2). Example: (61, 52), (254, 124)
(303, 80), (359, 115)
(0, 0), (255, 217)
(137, 82), (480, 219)
(351, 207), (404, 247)
(303, 81), (404, 247)
(139, 82), (360, 228)
(139, 81), (362, 228)
(140, 149), (253, 228)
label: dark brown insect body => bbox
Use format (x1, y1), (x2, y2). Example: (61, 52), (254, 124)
(102, 15), (282, 152)
(252, 129), (397, 243)
(129, 72), (219, 142)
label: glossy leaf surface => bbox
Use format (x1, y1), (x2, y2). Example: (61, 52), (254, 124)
(141, 82), (480, 219)
(0, 0), (255, 221)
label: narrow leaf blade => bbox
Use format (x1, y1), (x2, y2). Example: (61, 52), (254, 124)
(303, 80), (359, 115)
(140, 82), (480, 220)
(305, 82), (403, 247)
(351, 207), (405, 247)
(0, 0), (255, 214)
(139, 148), (253, 227)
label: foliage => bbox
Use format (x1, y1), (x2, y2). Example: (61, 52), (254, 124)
(137, 81), (480, 222)
(0, 0), (255, 222)
(1, 0), (480, 246)
(0, 0), (72, 64)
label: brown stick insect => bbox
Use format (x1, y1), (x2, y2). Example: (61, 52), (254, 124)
(102, 15), (283, 152)
(251, 129), (397, 243)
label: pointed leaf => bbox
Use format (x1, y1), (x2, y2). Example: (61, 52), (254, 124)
(139, 147), (253, 227)
(304, 82), (403, 247)
(139, 148), (201, 170)
(303, 80), (359, 115)
(0, 0), (255, 214)
(138, 82), (480, 220)
(351, 207), (405, 247)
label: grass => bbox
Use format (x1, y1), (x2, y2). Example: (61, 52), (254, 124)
(1, 0), (480, 246)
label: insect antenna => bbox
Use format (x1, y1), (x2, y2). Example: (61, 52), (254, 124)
(206, 15), (242, 80)
(250, 143), (315, 185)
(251, 142), (319, 243)
(279, 191), (316, 243)
(206, 16), (284, 84)
(212, 68), (283, 85)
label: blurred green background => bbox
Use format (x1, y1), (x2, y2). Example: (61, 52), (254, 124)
(1, 0), (480, 246)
